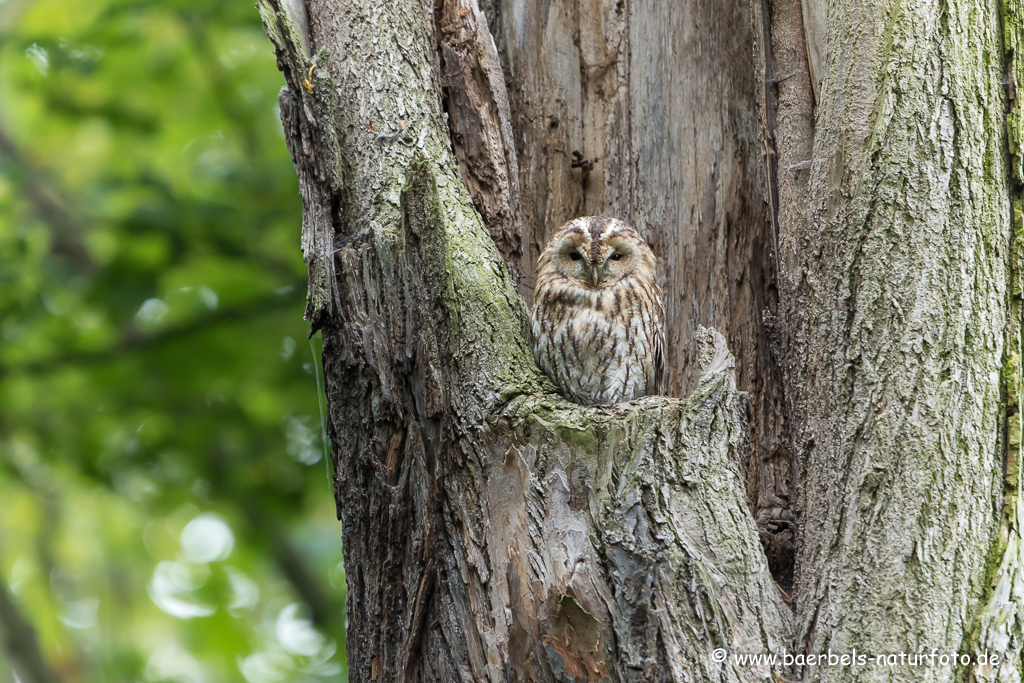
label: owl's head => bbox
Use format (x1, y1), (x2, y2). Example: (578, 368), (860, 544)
(538, 216), (656, 289)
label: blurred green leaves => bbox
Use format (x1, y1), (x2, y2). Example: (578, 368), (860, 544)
(0, 0), (346, 681)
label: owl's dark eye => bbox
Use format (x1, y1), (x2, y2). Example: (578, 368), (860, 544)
(609, 253), (623, 261)
(569, 252), (583, 261)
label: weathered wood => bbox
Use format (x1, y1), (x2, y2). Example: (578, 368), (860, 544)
(749, 0), (816, 588)
(488, 0), (794, 586)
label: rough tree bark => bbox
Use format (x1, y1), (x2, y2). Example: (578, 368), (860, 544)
(756, 1), (1023, 681)
(259, 0), (1024, 680)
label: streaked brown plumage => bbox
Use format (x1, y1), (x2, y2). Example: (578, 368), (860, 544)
(531, 216), (665, 406)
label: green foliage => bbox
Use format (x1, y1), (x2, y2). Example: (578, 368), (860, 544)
(0, 0), (347, 680)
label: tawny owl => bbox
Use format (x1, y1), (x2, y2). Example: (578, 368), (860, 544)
(531, 216), (665, 406)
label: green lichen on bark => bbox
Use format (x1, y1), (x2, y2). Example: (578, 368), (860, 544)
(973, 199), (1024, 683)
(409, 160), (535, 382)
(968, 3), (1024, 671)
(1006, 0), (1024, 183)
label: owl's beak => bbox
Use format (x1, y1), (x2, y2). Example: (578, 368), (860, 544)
(591, 268), (600, 287)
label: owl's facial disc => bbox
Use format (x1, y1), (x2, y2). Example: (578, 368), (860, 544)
(551, 226), (644, 288)
(591, 241), (636, 286)
(560, 244), (634, 288)
(556, 242), (592, 284)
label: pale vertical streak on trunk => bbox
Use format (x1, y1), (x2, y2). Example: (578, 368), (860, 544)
(799, 0), (826, 104)
(490, 0), (793, 585)
(259, 1), (790, 681)
(972, 199), (1024, 683)
(773, 0), (1012, 679)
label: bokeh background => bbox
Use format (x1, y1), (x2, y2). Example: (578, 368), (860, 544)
(0, 0), (348, 680)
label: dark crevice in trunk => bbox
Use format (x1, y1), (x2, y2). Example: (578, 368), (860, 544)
(750, 0), (798, 594)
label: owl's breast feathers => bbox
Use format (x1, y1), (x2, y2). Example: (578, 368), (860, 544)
(532, 274), (665, 406)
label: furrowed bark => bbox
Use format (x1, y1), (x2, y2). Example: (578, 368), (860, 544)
(260, 0), (789, 680)
(259, 0), (339, 330)
(971, 4), (1024, 681)
(756, 0), (1015, 680)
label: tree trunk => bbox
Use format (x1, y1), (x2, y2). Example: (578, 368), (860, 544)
(758, 1), (1023, 681)
(259, 0), (1024, 680)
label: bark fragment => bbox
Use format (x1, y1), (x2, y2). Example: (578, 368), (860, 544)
(435, 0), (523, 282)
(258, 0), (341, 330)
